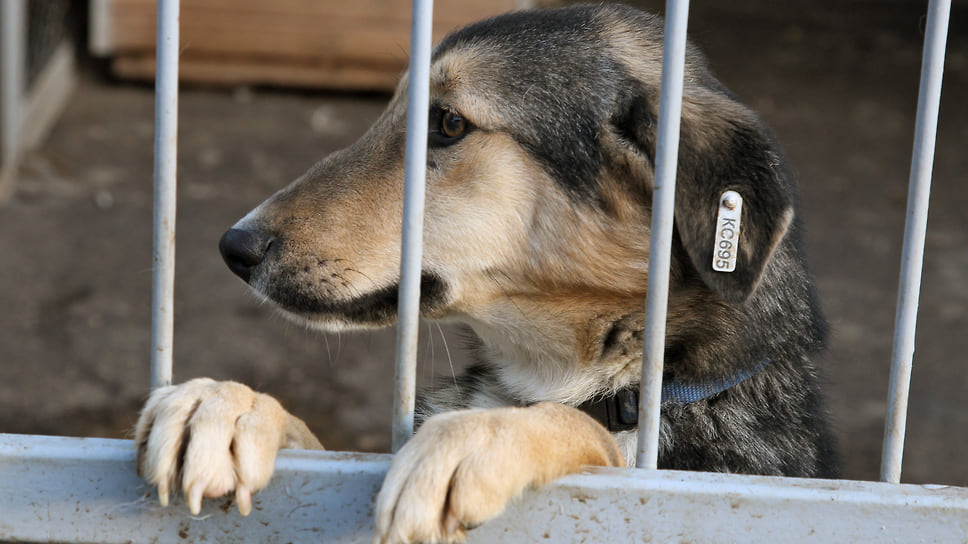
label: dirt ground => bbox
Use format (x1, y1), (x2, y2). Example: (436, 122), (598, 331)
(1, 0), (966, 486)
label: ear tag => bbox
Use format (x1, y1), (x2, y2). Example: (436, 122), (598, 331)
(712, 191), (742, 272)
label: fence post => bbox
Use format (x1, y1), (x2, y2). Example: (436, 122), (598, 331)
(636, 0), (691, 469)
(0, 0), (25, 200)
(392, 0), (434, 453)
(150, 0), (180, 390)
(880, 0), (951, 484)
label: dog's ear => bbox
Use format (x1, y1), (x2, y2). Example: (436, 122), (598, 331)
(612, 89), (794, 303)
(673, 92), (794, 303)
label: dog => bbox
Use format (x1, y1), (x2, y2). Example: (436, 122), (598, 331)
(134, 4), (839, 543)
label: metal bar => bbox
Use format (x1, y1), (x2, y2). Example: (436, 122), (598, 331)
(89, 0), (115, 57)
(5, 434), (968, 543)
(392, 0), (434, 453)
(0, 434), (387, 543)
(636, 0), (691, 469)
(150, 0), (180, 390)
(0, 0), (25, 178)
(880, 0), (951, 484)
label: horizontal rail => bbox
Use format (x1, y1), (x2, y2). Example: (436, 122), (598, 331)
(3, 434), (968, 543)
(0, 434), (385, 543)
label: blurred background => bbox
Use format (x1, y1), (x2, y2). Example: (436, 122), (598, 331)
(0, 0), (965, 486)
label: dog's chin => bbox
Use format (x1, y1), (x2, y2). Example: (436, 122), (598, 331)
(272, 307), (392, 333)
(252, 272), (450, 333)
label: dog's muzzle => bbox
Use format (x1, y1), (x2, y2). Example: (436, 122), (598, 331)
(219, 228), (274, 282)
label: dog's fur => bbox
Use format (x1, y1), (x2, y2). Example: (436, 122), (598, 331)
(135, 5), (838, 543)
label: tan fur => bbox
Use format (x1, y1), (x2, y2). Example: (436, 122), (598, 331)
(135, 378), (321, 516)
(601, 18), (664, 87)
(373, 403), (622, 544)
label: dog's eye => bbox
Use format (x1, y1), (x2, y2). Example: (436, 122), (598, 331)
(429, 107), (472, 148)
(441, 111), (467, 139)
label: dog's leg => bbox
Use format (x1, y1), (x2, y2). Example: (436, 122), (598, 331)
(134, 378), (322, 516)
(373, 402), (623, 544)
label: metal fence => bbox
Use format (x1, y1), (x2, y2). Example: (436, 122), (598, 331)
(0, 0), (76, 201)
(0, 0), (964, 542)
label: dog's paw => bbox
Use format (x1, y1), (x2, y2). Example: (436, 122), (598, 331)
(134, 378), (321, 516)
(372, 403), (623, 544)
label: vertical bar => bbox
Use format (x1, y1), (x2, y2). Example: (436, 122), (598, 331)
(636, 0), (690, 469)
(392, 0), (434, 453)
(880, 0), (950, 484)
(150, 0), (180, 390)
(89, 0), (114, 57)
(0, 0), (25, 196)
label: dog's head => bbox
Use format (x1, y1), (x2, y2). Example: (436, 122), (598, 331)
(220, 5), (800, 343)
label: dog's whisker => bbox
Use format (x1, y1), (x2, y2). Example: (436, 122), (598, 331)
(334, 331), (343, 361)
(343, 267), (377, 289)
(423, 321), (436, 379)
(435, 322), (459, 394)
(322, 332), (333, 364)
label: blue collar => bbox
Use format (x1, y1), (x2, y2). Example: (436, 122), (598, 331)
(661, 358), (771, 405)
(577, 359), (771, 432)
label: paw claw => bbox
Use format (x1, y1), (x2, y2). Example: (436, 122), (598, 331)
(158, 484), (170, 507)
(236, 484), (252, 516)
(187, 483), (204, 515)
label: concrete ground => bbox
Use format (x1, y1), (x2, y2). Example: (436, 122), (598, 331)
(1, 0), (966, 486)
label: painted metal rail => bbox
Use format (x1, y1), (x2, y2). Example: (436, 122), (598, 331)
(0, 0), (26, 198)
(880, 0), (951, 485)
(150, 0), (180, 391)
(392, 0), (435, 454)
(3, 433), (968, 543)
(0, 0), (960, 541)
(636, 0), (691, 470)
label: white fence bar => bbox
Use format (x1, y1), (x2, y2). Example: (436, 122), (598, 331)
(150, 0), (180, 390)
(880, 0), (951, 485)
(4, 433), (968, 543)
(391, 0), (434, 452)
(636, 0), (690, 469)
(0, 0), (25, 182)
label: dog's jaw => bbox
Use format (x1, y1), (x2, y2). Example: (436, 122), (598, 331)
(246, 269), (451, 332)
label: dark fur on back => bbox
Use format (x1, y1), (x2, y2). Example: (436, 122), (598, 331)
(419, 4), (839, 478)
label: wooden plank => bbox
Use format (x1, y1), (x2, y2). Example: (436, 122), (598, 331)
(104, 0), (514, 56)
(114, 54), (403, 92)
(96, 0), (517, 90)
(108, 8), (419, 59)
(110, 0), (509, 24)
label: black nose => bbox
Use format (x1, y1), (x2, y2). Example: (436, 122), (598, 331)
(219, 228), (273, 282)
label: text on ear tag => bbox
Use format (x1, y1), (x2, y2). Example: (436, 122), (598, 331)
(713, 191), (742, 272)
